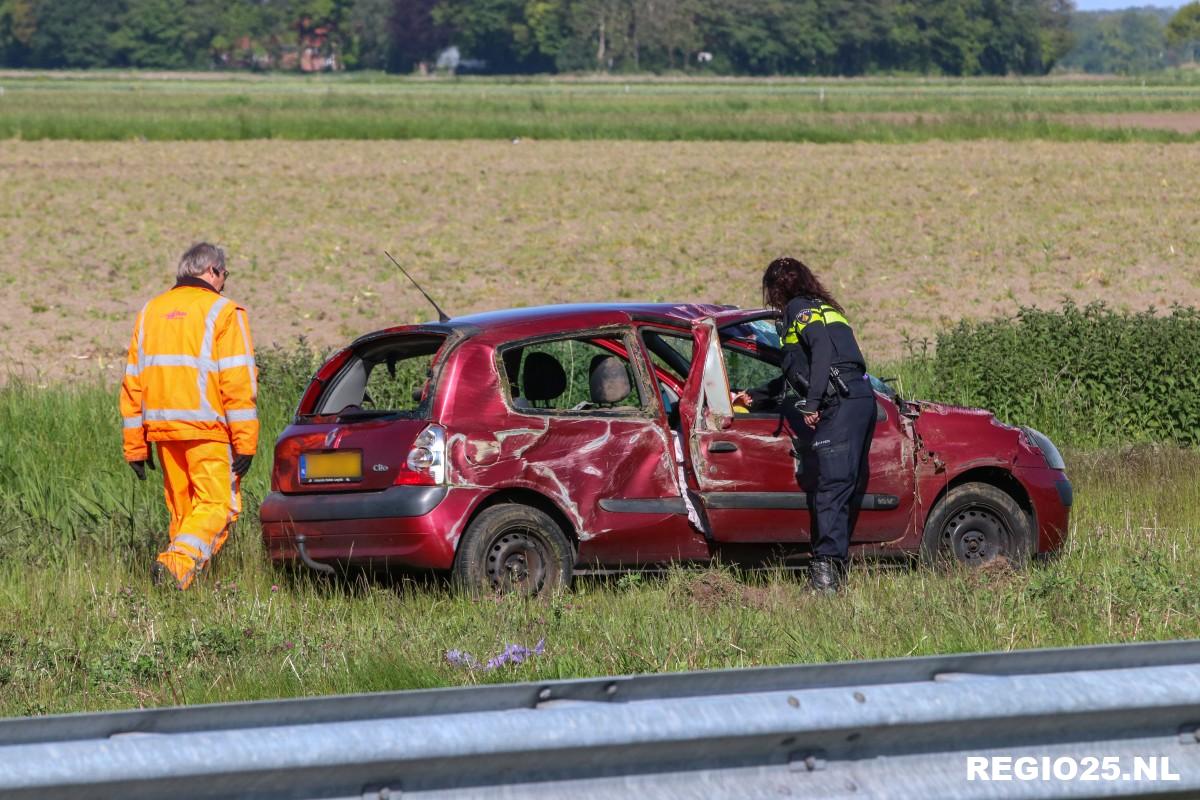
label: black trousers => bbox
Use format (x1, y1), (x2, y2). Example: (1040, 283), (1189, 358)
(791, 392), (876, 561)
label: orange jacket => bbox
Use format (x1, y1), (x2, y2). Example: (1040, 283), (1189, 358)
(120, 280), (258, 462)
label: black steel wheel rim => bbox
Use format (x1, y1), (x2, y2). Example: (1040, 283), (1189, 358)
(941, 506), (1012, 565)
(485, 528), (548, 593)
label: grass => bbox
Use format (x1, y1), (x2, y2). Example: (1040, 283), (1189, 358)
(1, 363), (1198, 716)
(1, 76), (1197, 715)
(3, 74), (1200, 142)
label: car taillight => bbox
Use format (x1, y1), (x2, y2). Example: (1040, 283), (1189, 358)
(395, 424), (446, 486)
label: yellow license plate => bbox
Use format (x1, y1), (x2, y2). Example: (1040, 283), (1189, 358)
(300, 451), (362, 483)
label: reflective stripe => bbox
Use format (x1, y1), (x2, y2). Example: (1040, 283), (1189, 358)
(125, 364), (139, 377)
(200, 298), (229, 361)
(235, 309), (258, 396)
(228, 444), (241, 517)
(784, 304), (851, 344)
(123, 415), (143, 429)
(143, 354), (216, 370)
(144, 408), (227, 424)
(226, 408), (258, 423)
(216, 355), (253, 371)
(785, 315), (820, 344)
(820, 304), (850, 327)
(173, 534), (212, 559)
(197, 298), (230, 421)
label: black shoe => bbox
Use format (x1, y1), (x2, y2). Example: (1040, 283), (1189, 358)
(808, 557), (843, 594)
(150, 561), (170, 587)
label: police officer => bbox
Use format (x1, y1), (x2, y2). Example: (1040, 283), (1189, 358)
(762, 257), (874, 593)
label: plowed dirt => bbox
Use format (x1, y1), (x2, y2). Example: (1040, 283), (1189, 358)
(2, 140), (1196, 381)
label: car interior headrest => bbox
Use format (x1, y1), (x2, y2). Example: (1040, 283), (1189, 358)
(589, 355), (631, 405)
(522, 351), (567, 402)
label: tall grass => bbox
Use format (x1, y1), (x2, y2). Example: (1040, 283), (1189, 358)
(1, 346), (1198, 715)
(0, 349), (313, 564)
(1, 444), (1196, 717)
(2, 77), (1200, 142)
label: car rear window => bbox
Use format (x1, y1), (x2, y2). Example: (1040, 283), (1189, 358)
(311, 334), (446, 420)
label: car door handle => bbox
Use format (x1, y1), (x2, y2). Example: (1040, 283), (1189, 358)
(708, 441), (738, 453)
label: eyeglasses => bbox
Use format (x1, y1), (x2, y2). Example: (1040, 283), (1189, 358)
(212, 266), (229, 279)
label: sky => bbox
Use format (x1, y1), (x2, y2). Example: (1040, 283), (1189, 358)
(1074, 0), (1183, 9)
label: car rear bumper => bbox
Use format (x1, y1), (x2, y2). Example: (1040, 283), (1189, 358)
(1015, 466), (1071, 554)
(260, 486), (478, 570)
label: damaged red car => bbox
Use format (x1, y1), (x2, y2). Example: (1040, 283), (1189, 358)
(261, 303), (1072, 591)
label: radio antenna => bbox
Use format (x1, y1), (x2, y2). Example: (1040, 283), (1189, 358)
(384, 251), (450, 323)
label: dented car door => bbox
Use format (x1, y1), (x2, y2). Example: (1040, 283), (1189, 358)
(680, 317), (916, 545)
(678, 318), (812, 542)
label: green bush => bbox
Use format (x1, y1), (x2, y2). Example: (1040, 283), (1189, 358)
(931, 302), (1200, 446)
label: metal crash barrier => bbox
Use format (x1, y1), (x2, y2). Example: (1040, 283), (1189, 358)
(2, 640), (1200, 799)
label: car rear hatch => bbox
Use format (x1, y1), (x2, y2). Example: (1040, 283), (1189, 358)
(272, 330), (453, 495)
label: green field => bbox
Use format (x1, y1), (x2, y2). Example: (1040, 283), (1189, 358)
(2, 75), (1198, 716)
(3, 73), (1200, 141)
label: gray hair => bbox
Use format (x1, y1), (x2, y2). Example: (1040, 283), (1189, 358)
(177, 242), (225, 279)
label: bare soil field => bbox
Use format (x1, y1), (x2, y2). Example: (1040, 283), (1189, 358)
(1, 140), (1196, 381)
(1067, 112), (1200, 134)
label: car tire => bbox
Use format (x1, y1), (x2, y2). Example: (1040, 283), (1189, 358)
(920, 482), (1033, 568)
(452, 504), (574, 596)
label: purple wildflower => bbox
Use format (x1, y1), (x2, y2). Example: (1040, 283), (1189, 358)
(445, 648), (481, 669)
(485, 638), (547, 670)
(446, 639), (546, 671)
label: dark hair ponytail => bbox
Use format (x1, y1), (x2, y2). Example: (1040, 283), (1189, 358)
(761, 257), (844, 314)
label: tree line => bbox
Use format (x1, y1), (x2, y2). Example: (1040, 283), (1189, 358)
(1060, 5), (1200, 75)
(0, 0), (1197, 76)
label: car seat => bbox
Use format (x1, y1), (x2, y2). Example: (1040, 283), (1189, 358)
(588, 355), (631, 407)
(519, 351), (568, 408)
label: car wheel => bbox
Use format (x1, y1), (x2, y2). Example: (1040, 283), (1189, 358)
(920, 482), (1033, 568)
(453, 504), (574, 595)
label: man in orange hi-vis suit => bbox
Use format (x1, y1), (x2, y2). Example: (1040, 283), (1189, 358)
(120, 243), (258, 589)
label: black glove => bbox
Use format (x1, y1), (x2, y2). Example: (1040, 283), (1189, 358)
(129, 448), (156, 481)
(232, 453), (253, 478)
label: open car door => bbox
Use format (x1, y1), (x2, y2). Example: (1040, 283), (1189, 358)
(677, 317), (812, 542)
(678, 314), (916, 545)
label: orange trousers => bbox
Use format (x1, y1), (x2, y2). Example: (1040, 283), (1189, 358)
(155, 440), (241, 589)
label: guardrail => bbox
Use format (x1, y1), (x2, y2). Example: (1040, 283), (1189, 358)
(2, 640), (1199, 799)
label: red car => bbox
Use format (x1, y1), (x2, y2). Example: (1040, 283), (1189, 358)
(261, 303), (1071, 591)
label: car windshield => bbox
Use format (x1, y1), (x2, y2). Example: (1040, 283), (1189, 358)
(721, 317), (781, 350)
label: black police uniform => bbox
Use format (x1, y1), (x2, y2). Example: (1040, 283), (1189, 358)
(779, 297), (875, 567)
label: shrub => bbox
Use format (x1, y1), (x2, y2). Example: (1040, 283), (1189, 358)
(931, 301), (1200, 447)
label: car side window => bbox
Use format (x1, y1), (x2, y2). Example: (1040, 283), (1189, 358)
(723, 342), (780, 415)
(505, 337), (644, 414)
(723, 343), (777, 394)
(642, 330), (694, 381)
(641, 330), (695, 420)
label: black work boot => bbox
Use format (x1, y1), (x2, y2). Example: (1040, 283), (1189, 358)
(807, 556), (843, 595)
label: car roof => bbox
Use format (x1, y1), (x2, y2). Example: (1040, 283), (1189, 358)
(358, 302), (753, 345)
